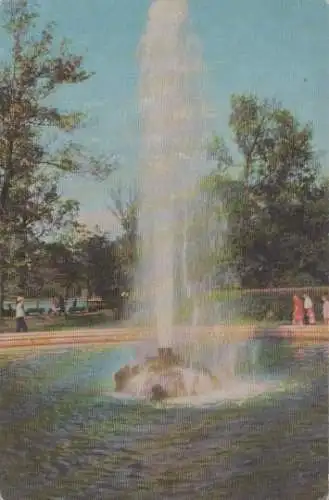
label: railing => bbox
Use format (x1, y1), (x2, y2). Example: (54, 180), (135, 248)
(239, 286), (329, 295)
(211, 286), (329, 323)
(213, 286), (329, 294)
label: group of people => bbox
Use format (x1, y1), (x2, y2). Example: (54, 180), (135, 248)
(292, 293), (329, 325)
(12, 291), (329, 333)
(14, 294), (69, 332)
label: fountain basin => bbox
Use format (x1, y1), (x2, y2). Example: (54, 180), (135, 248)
(0, 340), (327, 499)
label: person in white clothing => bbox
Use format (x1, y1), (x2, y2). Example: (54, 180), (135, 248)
(302, 294), (316, 325)
(15, 296), (28, 332)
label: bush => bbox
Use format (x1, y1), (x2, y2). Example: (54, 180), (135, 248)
(25, 307), (46, 316)
(68, 306), (87, 314)
(239, 288), (327, 322)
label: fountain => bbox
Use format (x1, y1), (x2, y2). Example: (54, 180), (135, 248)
(114, 0), (223, 401)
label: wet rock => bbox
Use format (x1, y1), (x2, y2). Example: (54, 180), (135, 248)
(144, 350), (183, 373)
(114, 365), (131, 391)
(114, 364), (142, 391)
(131, 365), (140, 376)
(113, 347), (219, 399)
(157, 347), (183, 366)
(150, 384), (168, 402)
(162, 369), (186, 397)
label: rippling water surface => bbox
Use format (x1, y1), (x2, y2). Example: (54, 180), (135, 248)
(0, 338), (327, 499)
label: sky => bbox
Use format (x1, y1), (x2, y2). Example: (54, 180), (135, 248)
(1, 0), (328, 234)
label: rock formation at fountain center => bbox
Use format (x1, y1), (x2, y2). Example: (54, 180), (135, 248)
(114, 347), (220, 401)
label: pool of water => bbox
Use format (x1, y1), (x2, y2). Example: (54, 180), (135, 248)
(0, 338), (327, 499)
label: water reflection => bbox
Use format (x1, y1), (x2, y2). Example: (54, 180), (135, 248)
(0, 339), (327, 499)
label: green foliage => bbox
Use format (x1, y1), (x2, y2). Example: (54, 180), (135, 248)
(79, 231), (123, 300)
(0, 0), (115, 311)
(207, 134), (234, 173)
(109, 185), (138, 285)
(0, 2), (327, 314)
(238, 289), (327, 323)
(208, 94), (329, 289)
(29, 225), (124, 301)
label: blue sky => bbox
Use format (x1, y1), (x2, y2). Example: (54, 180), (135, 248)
(1, 0), (328, 233)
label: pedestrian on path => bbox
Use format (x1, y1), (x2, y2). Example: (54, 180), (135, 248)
(302, 293), (316, 325)
(292, 294), (304, 325)
(15, 296), (28, 333)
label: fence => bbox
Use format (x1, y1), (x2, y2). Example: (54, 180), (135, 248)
(214, 286), (329, 323)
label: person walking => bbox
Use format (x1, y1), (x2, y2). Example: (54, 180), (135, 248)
(51, 296), (59, 315)
(321, 294), (329, 325)
(15, 296), (28, 332)
(292, 294), (304, 325)
(302, 293), (316, 325)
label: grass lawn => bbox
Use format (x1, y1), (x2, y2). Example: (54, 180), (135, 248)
(229, 317), (287, 327)
(0, 310), (115, 333)
(0, 300), (289, 335)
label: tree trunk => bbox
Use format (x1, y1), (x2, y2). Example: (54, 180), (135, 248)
(64, 283), (70, 301)
(0, 270), (5, 320)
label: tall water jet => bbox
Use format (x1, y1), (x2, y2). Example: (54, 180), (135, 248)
(137, 0), (208, 345)
(114, 0), (224, 400)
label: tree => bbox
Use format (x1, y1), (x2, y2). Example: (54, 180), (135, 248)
(226, 94), (329, 287)
(80, 231), (122, 302)
(39, 225), (123, 305)
(41, 241), (83, 300)
(199, 170), (243, 287)
(109, 184), (138, 287)
(0, 0), (114, 314)
(181, 135), (243, 290)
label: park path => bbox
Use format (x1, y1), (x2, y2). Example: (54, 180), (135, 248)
(0, 324), (327, 351)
